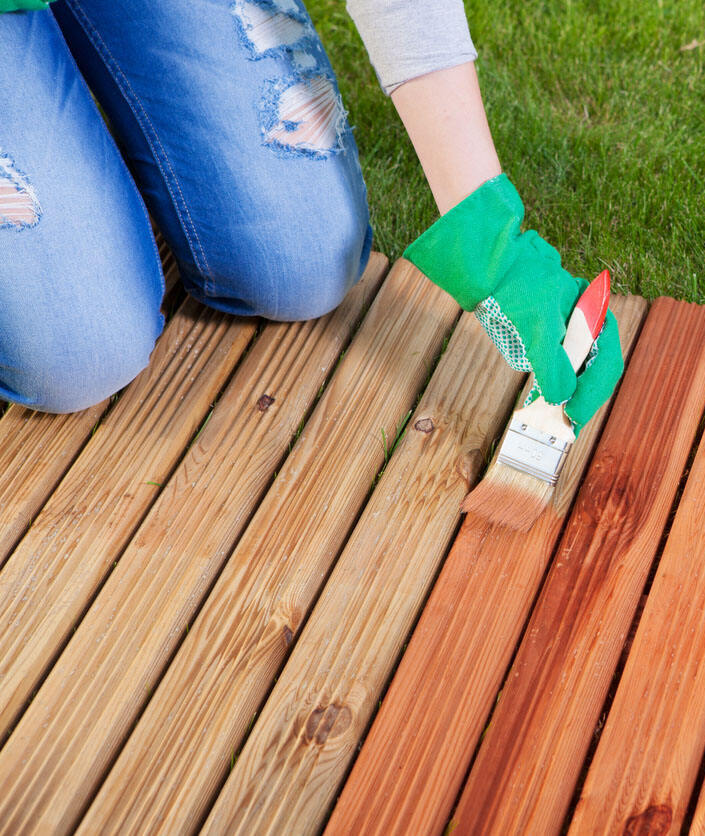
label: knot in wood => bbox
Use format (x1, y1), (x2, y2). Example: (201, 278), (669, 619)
(623, 804), (672, 835)
(303, 702), (352, 746)
(257, 394), (275, 411)
(414, 417), (434, 434)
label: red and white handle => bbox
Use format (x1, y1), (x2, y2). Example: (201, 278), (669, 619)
(563, 269), (611, 370)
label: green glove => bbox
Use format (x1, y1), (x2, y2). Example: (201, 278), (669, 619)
(0, 0), (53, 11)
(403, 173), (624, 435)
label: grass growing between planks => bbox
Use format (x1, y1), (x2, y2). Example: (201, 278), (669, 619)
(306, 0), (704, 302)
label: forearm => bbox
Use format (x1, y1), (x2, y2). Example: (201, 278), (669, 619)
(390, 61), (502, 215)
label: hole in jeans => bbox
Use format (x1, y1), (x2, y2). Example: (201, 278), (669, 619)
(262, 74), (346, 157)
(231, 0), (309, 59)
(0, 153), (41, 230)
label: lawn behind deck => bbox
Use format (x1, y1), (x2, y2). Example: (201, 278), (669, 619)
(308, 0), (704, 303)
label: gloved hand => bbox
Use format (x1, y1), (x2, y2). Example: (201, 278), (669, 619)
(403, 173), (624, 436)
(0, 0), (53, 11)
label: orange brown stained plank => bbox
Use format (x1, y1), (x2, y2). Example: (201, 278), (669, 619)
(322, 294), (646, 836)
(447, 297), (705, 835)
(567, 410), (705, 832)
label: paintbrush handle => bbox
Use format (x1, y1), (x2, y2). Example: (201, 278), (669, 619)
(563, 309), (600, 371)
(562, 269), (611, 370)
(515, 270), (611, 443)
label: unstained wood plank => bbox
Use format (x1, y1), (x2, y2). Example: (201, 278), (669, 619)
(450, 297), (705, 835)
(198, 311), (526, 835)
(567, 423), (705, 833)
(0, 253), (388, 834)
(0, 402), (106, 566)
(72, 257), (464, 835)
(323, 294), (646, 836)
(0, 294), (256, 737)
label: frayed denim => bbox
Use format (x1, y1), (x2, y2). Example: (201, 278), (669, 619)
(0, 0), (372, 413)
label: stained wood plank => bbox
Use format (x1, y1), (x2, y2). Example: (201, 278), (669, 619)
(0, 254), (388, 834)
(196, 313), (526, 835)
(70, 257), (464, 835)
(323, 294), (646, 836)
(567, 425), (705, 832)
(0, 295), (257, 738)
(0, 247), (178, 567)
(449, 297), (705, 835)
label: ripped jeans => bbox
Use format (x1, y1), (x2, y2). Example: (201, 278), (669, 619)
(0, 0), (373, 413)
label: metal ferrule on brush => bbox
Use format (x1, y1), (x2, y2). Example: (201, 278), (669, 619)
(497, 418), (572, 486)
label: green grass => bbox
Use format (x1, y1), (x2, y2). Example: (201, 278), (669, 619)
(306, 0), (704, 301)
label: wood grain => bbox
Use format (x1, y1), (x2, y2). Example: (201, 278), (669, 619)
(198, 312), (527, 835)
(0, 402), (106, 567)
(0, 290), (255, 737)
(72, 257), (466, 835)
(567, 423), (705, 832)
(322, 295), (646, 836)
(0, 254), (387, 835)
(0, 246), (178, 567)
(450, 297), (705, 835)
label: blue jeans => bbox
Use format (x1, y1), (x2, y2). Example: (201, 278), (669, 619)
(0, 1), (372, 413)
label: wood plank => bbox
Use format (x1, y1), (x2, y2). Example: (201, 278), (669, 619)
(0, 402), (106, 567)
(0, 254), (388, 834)
(567, 425), (705, 832)
(196, 313), (526, 835)
(0, 250), (179, 567)
(323, 294), (646, 836)
(450, 297), (705, 835)
(71, 257), (465, 835)
(0, 293), (256, 737)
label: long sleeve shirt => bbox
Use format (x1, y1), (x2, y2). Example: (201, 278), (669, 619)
(346, 0), (477, 94)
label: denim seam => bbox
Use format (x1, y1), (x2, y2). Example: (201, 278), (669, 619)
(64, 0), (215, 290)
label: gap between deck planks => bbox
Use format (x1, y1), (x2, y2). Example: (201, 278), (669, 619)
(324, 292), (647, 836)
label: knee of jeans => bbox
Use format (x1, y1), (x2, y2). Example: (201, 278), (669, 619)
(7, 302), (164, 415)
(270, 215), (372, 320)
(195, 202), (373, 322)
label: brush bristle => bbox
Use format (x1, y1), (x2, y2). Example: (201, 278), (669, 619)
(460, 460), (555, 531)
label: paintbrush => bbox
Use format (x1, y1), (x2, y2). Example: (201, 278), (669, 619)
(461, 269), (611, 531)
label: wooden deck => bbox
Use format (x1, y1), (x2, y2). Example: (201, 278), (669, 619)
(2, 238), (705, 835)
